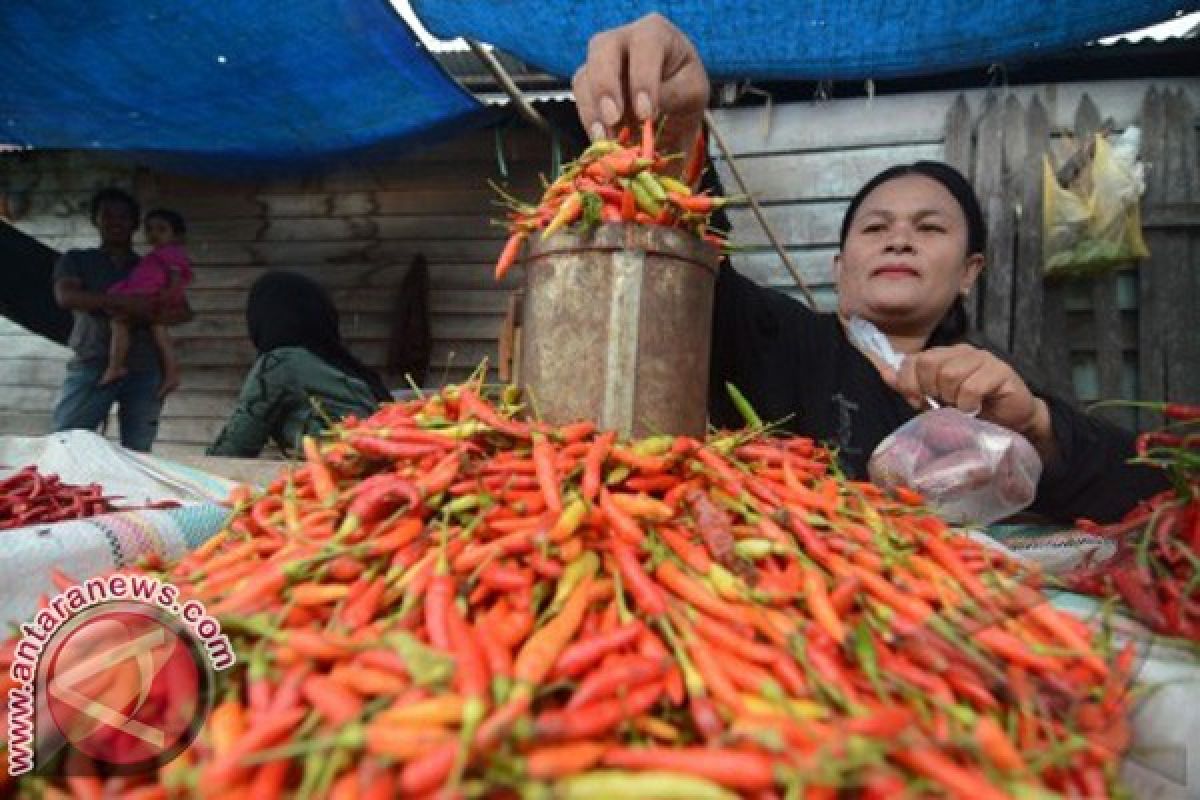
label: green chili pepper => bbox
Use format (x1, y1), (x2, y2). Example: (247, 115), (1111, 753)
(605, 465), (632, 486)
(853, 623), (886, 698)
(548, 552), (599, 614)
(734, 538), (776, 560)
(386, 631), (456, 687)
(629, 178), (663, 216)
(725, 383), (764, 429)
(556, 770), (740, 800)
(633, 435), (675, 457)
(634, 170), (668, 203)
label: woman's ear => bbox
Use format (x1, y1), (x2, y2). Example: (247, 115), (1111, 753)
(960, 253), (985, 295)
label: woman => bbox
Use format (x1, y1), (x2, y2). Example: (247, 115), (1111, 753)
(574, 14), (1165, 523)
(207, 272), (391, 458)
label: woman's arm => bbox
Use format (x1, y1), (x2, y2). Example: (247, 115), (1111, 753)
(206, 358), (284, 458)
(1029, 395), (1169, 524)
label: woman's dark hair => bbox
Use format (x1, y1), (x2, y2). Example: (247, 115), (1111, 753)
(245, 271), (392, 403)
(838, 161), (986, 346)
(89, 187), (140, 226)
(145, 208), (187, 237)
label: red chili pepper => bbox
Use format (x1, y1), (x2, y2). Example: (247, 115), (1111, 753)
(602, 746), (776, 791)
(302, 674), (363, 726)
(494, 231), (527, 280)
(479, 562), (533, 592)
(459, 389), (530, 438)
(553, 620), (644, 678)
(609, 540), (667, 616)
(682, 127), (708, 187)
(534, 681), (663, 740)
(424, 573), (455, 651)
(640, 116), (655, 161)
(893, 747), (1011, 800)
(201, 707), (306, 790)
(532, 433), (563, 516)
(340, 576), (387, 629)
(568, 654), (665, 710)
(599, 489), (645, 545)
(525, 742), (608, 779)
(1164, 402), (1200, 421)
(657, 525), (712, 573)
(342, 473), (421, 530)
(581, 431), (615, 502)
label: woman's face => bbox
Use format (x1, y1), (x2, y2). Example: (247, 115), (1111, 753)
(834, 174), (983, 334)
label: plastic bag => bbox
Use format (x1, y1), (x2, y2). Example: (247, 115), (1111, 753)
(1043, 132), (1150, 279)
(845, 316), (1043, 526)
(868, 407), (1043, 525)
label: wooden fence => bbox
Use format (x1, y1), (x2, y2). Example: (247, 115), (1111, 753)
(945, 86), (1199, 430)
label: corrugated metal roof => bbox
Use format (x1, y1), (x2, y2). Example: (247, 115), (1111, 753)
(433, 49), (561, 90)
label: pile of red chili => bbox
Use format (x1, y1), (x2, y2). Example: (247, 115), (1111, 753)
(1068, 402), (1200, 641)
(492, 119), (728, 279)
(0, 466), (118, 530)
(6, 384), (1134, 799)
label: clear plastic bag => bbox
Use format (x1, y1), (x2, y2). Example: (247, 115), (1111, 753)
(845, 316), (1043, 526)
(1043, 133), (1150, 279)
(868, 407), (1043, 525)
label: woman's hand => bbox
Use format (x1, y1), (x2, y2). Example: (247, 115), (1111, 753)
(573, 13), (709, 152)
(880, 344), (1057, 458)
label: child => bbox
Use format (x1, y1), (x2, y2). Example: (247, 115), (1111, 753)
(100, 209), (193, 397)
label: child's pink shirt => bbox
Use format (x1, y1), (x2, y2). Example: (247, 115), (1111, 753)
(107, 243), (194, 296)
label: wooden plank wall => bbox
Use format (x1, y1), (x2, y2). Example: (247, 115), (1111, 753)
(941, 83), (1199, 430)
(0, 124), (559, 450)
(711, 78), (1199, 430)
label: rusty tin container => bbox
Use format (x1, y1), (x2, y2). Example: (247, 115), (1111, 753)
(520, 223), (720, 438)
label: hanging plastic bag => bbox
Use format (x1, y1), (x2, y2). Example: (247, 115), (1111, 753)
(1043, 132), (1150, 278)
(847, 317), (1043, 526)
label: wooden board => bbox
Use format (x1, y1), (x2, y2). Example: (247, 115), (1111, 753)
(972, 93), (1004, 338)
(1012, 96), (1049, 371)
(724, 203), (847, 248)
(712, 143), (942, 204)
(710, 79), (1199, 157)
(728, 248), (838, 294)
(1160, 89), (1200, 407)
(191, 264), (516, 292)
(1137, 88), (1168, 425)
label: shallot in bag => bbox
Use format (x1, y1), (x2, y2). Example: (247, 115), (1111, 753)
(868, 407), (1042, 526)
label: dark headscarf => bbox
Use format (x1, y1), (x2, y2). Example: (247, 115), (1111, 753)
(839, 161), (987, 347)
(246, 271), (391, 402)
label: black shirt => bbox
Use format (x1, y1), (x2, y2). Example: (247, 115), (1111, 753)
(708, 266), (1167, 524)
(52, 248), (157, 370)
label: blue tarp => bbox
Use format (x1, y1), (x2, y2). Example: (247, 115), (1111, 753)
(0, 0), (486, 169)
(412, 1), (1195, 80)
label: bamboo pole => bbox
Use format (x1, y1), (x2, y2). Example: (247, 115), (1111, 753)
(704, 110), (818, 308)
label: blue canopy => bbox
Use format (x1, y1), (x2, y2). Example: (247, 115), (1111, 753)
(0, 0), (486, 169)
(412, 0), (1194, 80)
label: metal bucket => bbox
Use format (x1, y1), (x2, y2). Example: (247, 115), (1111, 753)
(520, 223), (720, 438)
